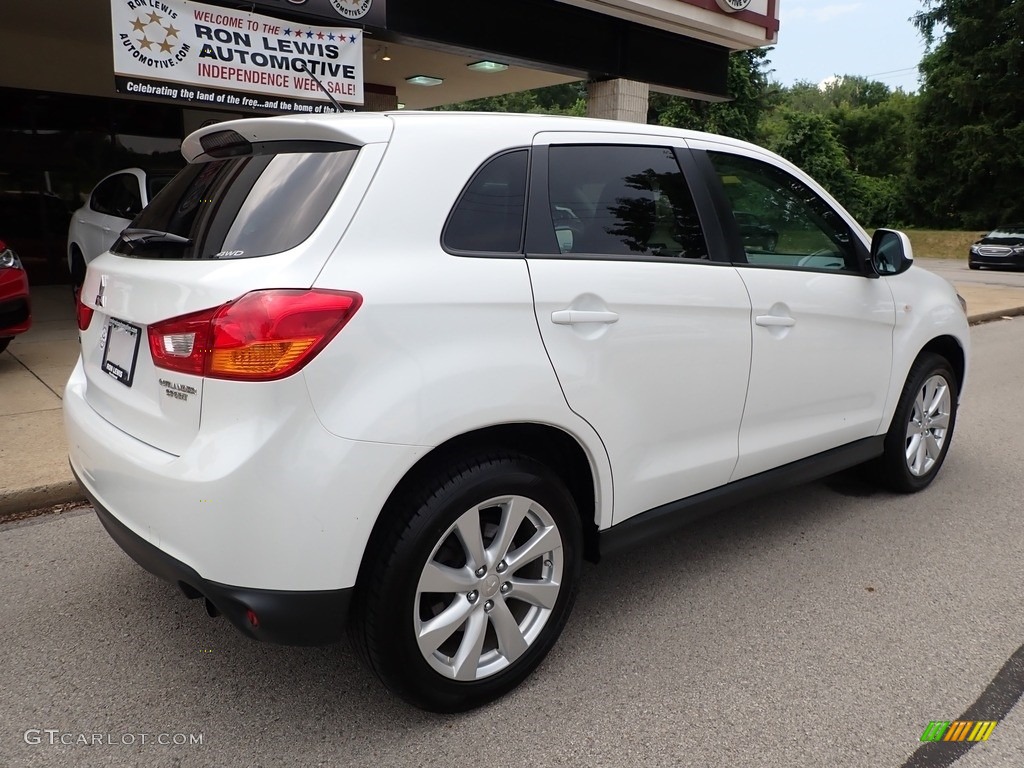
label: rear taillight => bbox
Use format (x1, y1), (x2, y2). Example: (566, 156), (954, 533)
(147, 289), (362, 381)
(75, 288), (94, 331)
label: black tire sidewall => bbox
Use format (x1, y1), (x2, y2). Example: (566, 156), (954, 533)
(363, 456), (582, 712)
(883, 353), (959, 492)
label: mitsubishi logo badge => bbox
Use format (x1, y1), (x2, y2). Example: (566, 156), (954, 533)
(96, 275), (108, 308)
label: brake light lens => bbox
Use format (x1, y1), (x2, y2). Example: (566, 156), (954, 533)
(147, 289), (362, 381)
(75, 288), (94, 331)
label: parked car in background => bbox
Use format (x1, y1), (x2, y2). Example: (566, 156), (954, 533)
(968, 225), (1024, 270)
(0, 191), (71, 285)
(67, 168), (175, 286)
(0, 239), (31, 353)
(66, 112), (970, 713)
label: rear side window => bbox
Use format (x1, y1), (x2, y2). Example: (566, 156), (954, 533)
(112, 145), (358, 260)
(546, 145), (708, 260)
(444, 150), (528, 254)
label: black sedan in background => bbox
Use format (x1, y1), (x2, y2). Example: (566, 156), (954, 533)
(969, 225), (1024, 270)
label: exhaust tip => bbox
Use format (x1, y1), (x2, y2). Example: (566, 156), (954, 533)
(179, 582), (202, 600)
(204, 598), (221, 618)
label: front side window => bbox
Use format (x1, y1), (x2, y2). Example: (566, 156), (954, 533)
(91, 174), (142, 219)
(547, 145), (707, 260)
(707, 151), (858, 272)
(111, 145), (358, 260)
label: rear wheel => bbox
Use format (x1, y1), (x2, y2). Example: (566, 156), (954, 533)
(879, 353), (958, 492)
(0, 338), (10, 354)
(353, 453), (581, 712)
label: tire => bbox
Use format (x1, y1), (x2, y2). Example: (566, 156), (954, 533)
(969, 262), (980, 270)
(353, 453), (582, 712)
(69, 247), (87, 289)
(0, 338), (9, 355)
(878, 352), (958, 493)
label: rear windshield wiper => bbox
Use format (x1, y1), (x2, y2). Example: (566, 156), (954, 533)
(119, 228), (192, 249)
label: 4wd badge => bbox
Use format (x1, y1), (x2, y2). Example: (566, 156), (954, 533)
(715, 0), (753, 11)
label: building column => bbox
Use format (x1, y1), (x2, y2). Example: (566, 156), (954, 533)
(362, 87), (399, 111)
(586, 78), (650, 123)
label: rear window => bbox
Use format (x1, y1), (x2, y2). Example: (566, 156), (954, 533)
(112, 144), (358, 260)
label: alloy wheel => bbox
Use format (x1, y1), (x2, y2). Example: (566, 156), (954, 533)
(904, 374), (952, 477)
(414, 495), (563, 681)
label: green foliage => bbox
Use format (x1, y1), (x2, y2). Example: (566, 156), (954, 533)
(649, 49), (772, 142)
(909, 0), (1024, 228)
(440, 82), (586, 116)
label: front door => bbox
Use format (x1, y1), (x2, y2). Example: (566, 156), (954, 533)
(696, 144), (896, 479)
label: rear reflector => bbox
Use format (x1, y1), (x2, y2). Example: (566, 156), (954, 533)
(147, 289), (362, 381)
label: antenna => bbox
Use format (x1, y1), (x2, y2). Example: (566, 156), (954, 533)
(295, 61), (345, 113)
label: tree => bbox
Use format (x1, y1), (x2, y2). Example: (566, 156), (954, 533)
(910, 0), (1024, 227)
(440, 82), (586, 116)
(771, 110), (857, 203)
(649, 48), (773, 142)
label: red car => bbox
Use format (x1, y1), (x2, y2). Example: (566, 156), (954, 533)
(0, 238), (31, 353)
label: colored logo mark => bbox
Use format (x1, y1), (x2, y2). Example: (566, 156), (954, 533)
(920, 720), (997, 742)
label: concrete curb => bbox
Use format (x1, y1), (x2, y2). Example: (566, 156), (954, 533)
(0, 480), (85, 521)
(968, 306), (1024, 326)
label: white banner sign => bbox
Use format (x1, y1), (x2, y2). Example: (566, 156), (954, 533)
(111, 0), (364, 112)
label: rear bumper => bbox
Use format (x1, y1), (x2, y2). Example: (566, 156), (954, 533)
(76, 464), (353, 646)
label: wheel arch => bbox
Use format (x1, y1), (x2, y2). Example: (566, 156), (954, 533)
(68, 243), (86, 286)
(359, 424), (603, 585)
(919, 334), (966, 395)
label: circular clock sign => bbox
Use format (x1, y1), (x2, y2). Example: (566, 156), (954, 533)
(715, 0), (753, 11)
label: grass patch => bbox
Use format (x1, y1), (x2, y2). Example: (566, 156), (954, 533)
(901, 229), (984, 260)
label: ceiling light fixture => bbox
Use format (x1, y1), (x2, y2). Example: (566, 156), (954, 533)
(466, 60), (508, 73)
(405, 75), (443, 86)
(381, 47), (391, 61)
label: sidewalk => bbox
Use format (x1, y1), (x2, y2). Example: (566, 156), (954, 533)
(2, 262), (1024, 519)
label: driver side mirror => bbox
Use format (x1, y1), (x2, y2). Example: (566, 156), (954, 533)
(869, 229), (913, 276)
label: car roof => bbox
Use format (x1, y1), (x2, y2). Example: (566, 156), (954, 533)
(182, 110), (766, 163)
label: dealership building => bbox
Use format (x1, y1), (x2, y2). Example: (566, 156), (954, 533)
(0, 0), (779, 283)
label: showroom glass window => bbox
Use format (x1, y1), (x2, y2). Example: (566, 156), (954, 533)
(547, 145), (708, 260)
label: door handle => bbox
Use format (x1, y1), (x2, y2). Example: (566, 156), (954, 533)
(551, 309), (619, 325)
(755, 315), (796, 328)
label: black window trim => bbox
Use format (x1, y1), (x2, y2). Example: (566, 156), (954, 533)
(441, 147), (531, 259)
(692, 147), (873, 277)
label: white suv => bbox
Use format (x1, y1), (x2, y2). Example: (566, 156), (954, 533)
(64, 112), (969, 712)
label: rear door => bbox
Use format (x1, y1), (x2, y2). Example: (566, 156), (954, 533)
(526, 133), (752, 524)
(77, 122), (390, 455)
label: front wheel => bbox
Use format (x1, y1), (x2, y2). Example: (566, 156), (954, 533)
(879, 353), (958, 493)
(353, 454), (582, 712)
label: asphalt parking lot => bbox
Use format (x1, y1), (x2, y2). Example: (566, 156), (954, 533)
(2, 318), (1023, 768)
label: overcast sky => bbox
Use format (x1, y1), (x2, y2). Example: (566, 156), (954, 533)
(767, 0), (931, 91)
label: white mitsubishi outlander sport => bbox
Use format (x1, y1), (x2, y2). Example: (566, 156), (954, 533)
(64, 111), (969, 712)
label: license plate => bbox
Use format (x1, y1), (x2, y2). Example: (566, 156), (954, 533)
(101, 318), (142, 387)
